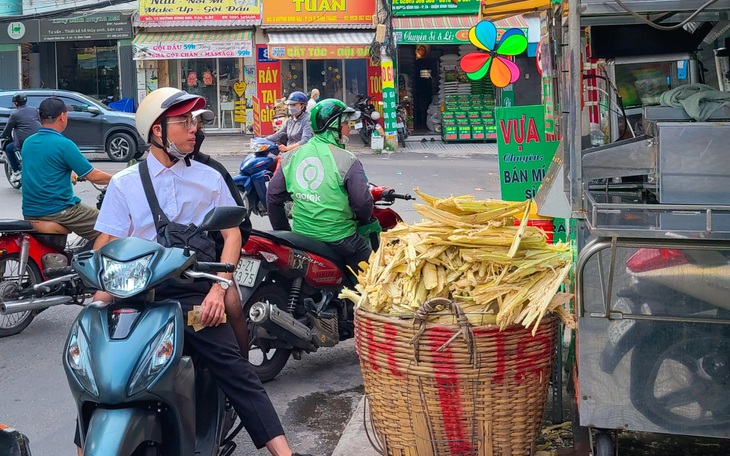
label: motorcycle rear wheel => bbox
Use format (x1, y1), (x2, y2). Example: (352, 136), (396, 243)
(359, 127), (372, 146)
(397, 130), (406, 148)
(0, 254), (42, 337)
(245, 284), (292, 382)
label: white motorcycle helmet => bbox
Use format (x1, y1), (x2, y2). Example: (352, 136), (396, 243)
(136, 87), (206, 144)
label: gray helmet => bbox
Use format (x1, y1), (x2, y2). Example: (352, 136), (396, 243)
(12, 92), (27, 106)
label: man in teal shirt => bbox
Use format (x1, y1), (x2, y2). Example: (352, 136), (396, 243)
(22, 97), (112, 241)
(267, 98), (374, 273)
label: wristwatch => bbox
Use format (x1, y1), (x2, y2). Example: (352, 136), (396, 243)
(216, 281), (230, 291)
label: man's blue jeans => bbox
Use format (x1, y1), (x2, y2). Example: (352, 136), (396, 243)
(4, 142), (20, 172)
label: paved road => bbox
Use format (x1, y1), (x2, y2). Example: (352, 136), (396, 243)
(0, 150), (499, 455)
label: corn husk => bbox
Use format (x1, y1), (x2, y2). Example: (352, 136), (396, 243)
(341, 189), (575, 334)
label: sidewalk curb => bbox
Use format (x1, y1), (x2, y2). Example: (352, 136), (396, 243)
(331, 395), (381, 456)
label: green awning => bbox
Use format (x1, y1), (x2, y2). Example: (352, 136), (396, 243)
(393, 15), (527, 45)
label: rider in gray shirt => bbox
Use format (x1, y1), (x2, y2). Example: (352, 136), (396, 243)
(265, 91), (313, 154)
(2, 92), (41, 180)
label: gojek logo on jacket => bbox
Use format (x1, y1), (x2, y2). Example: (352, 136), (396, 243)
(294, 157), (324, 202)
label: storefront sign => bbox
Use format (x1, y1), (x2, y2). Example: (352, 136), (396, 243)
(392, 0), (479, 16)
(367, 59), (383, 123)
(134, 40), (252, 60)
(0, 14), (131, 43)
(139, 0), (260, 22)
(262, 0), (375, 26)
(39, 14), (132, 41)
(255, 44), (281, 136)
(268, 43), (369, 60)
(394, 28), (470, 45)
(381, 57), (398, 134)
(252, 96), (261, 137)
(496, 105), (565, 241)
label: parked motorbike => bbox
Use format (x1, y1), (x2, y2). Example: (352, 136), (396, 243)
(352, 94), (381, 146)
(396, 101), (409, 148)
(0, 184), (105, 337)
(237, 184), (414, 382)
(599, 247), (730, 431)
(1, 137), (22, 190)
(0, 423), (32, 455)
(232, 138), (280, 217)
(63, 206), (247, 455)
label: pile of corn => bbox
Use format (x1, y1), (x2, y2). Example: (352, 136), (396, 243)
(341, 189), (574, 334)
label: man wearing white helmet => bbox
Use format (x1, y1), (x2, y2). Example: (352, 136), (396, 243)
(88, 87), (307, 456)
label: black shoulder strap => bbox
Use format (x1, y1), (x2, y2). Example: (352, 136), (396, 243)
(139, 160), (169, 228)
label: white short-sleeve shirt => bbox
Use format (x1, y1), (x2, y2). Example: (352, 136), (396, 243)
(95, 153), (237, 240)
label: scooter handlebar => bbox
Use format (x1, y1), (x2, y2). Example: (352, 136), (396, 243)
(196, 262), (236, 273)
(379, 188), (415, 201)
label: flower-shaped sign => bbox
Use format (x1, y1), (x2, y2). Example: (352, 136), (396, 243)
(459, 21), (528, 88)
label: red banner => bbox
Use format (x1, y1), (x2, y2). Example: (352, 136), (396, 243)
(367, 59), (384, 127)
(252, 96), (261, 137)
(256, 45), (281, 137)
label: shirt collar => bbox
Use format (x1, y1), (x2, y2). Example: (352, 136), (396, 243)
(39, 127), (63, 137)
(146, 151), (187, 178)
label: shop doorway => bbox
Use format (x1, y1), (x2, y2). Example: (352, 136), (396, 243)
(56, 40), (120, 101)
(413, 57), (439, 132)
(175, 58), (243, 131)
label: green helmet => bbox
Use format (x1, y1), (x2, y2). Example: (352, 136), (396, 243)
(310, 98), (361, 134)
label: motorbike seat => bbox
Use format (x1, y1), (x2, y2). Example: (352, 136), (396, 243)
(0, 219), (34, 233)
(253, 229), (351, 272)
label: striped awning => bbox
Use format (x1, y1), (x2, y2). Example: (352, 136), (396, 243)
(482, 0), (552, 21)
(132, 30), (253, 60)
(267, 32), (374, 59)
(393, 15), (527, 45)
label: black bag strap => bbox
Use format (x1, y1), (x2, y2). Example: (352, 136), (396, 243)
(139, 160), (170, 229)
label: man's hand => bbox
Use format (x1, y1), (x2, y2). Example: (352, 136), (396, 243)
(93, 290), (113, 304)
(200, 284), (226, 327)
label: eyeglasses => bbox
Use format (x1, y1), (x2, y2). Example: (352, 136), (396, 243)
(167, 117), (195, 129)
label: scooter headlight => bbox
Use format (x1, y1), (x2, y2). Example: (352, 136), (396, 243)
(101, 254), (152, 298)
(67, 321), (99, 396)
(127, 320), (175, 397)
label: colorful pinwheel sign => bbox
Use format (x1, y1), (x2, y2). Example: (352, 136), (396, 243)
(459, 21), (528, 88)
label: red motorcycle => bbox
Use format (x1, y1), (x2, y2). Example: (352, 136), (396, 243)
(0, 186), (104, 337)
(237, 184), (414, 381)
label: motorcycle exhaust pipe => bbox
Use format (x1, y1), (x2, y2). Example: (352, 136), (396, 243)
(248, 302), (314, 350)
(0, 296), (73, 315)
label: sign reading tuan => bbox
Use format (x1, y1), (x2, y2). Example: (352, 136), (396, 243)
(392, 0), (480, 16)
(139, 0), (261, 22)
(262, 0), (375, 25)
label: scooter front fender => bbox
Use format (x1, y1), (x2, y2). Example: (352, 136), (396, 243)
(83, 407), (162, 456)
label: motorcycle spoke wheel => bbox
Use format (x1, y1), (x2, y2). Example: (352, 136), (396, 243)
(0, 254), (42, 337)
(245, 284), (292, 383)
(631, 332), (730, 429)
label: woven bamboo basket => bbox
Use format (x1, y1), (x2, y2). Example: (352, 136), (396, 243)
(355, 298), (556, 456)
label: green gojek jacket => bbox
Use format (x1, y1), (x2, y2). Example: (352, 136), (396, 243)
(266, 131), (373, 242)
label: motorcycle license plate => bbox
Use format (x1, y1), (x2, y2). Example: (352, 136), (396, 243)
(607, 298), (636, 347)
(396, 122), (405, 129)
(235, 258), (261, 288)
(354, 122), (363, 130)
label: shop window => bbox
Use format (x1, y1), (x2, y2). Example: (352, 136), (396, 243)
(179, 58), (243, 130)
(344, 60), (367, 106)
(283, 60), (304, 97)
(307, 60), (343, 101)
(56, 41), (119, 102)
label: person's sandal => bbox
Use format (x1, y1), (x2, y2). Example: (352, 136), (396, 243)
(293, 453), (313, 456)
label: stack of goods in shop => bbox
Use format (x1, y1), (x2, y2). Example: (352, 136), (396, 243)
(397, 74), (414, 132)
(438, 53), (461, 107)
(441, 92), (497, 142)
(345, 190), (572, 456)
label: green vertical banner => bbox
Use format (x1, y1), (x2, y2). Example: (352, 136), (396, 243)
(501, 84), (514, 107)
(381, 56), (398, 135)
(496, 104), (566, 242)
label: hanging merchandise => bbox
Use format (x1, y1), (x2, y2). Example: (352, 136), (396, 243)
(460, 20), (527, 88)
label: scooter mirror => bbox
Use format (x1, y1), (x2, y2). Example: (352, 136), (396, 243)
(197, 206), (248, 233)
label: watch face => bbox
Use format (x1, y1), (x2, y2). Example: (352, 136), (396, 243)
(219, 281), (230, 290)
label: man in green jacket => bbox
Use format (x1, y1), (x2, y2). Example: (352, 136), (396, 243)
(267, 98), (374, 273)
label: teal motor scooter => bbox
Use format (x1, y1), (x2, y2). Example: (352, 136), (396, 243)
(63, 207), (247, 456)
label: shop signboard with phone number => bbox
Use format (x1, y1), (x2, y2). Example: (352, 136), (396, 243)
(392, 0), (479, 16)
(381, 59), (397, 133)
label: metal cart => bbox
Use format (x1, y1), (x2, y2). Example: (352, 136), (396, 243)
(534, 1), (730, 454)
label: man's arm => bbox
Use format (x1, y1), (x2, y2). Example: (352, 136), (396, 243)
(266, 167), (291, 231)
(343, 159), (374, 223)
(83, 168), (112, 185)
(1, 113), (17, 139)
(200, 226), (241, 327)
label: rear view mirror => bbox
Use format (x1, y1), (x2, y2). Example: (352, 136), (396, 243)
(197, 206), (247, 233)
(87, 106), (101, 115)
(0, 424), (32, 455)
